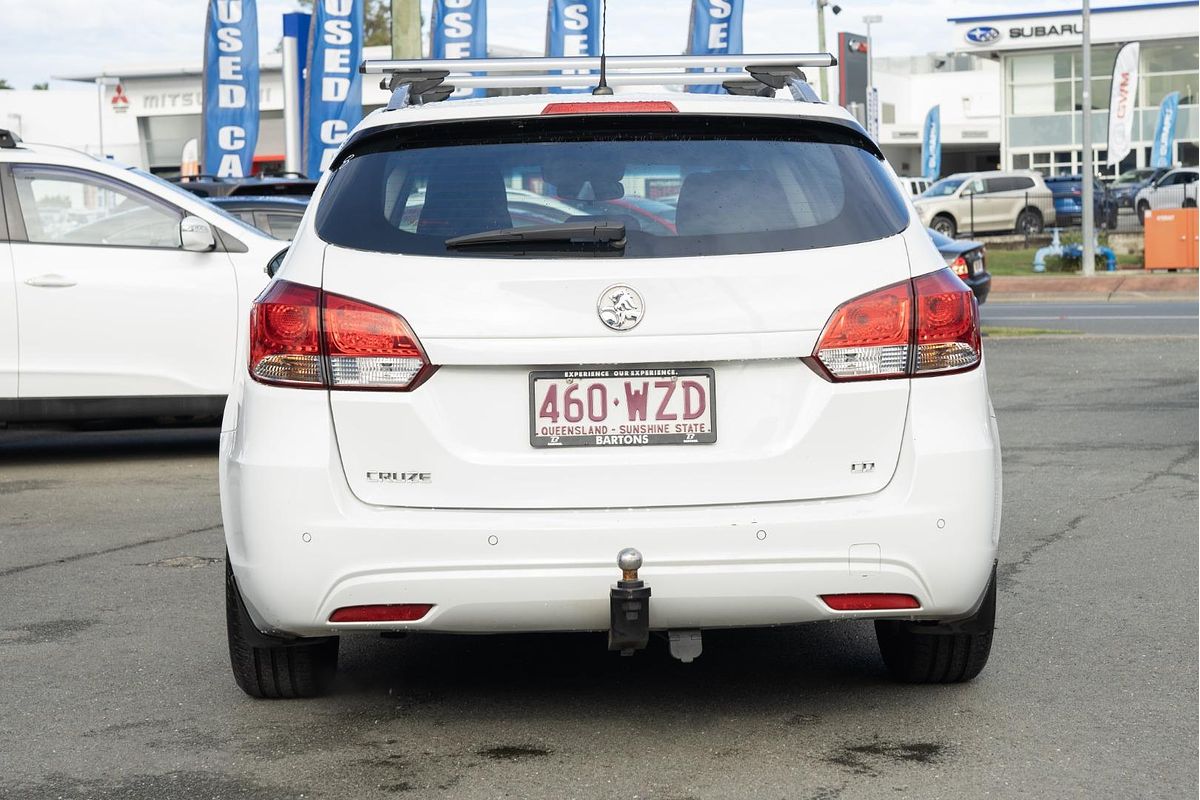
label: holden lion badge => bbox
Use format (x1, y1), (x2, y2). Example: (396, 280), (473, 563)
(597, 285), (644, 332)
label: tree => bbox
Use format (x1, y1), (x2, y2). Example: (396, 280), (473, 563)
(0, 79), (13, 90)
(33, 82), (49, 91)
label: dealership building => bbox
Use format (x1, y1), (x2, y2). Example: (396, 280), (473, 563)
(949, 0), (1199, 175)
(1, 2), (1195, 180)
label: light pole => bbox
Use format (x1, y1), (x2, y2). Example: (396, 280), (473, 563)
(816, 0), (842, 101)
(1081, 0), (1095, 276)
(862, 14), (881, 92)
(94, 76), (119, 158)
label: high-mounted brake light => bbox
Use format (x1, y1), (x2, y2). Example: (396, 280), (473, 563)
(541, 101), (678, 115)
(249, 281), (436, 391)
(808, 268), (980, 381)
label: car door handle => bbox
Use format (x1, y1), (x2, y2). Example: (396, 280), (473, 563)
(24, 274), (77, 288)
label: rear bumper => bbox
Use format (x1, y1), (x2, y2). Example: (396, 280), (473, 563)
(220, 366), (1001, 638)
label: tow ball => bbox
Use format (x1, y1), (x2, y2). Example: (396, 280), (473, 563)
(608, 548), (651, 655)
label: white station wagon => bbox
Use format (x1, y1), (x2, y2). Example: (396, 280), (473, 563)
(219, 54), (1002, 698)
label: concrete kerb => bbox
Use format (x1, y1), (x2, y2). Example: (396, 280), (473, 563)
(988, 273), (1198, 302)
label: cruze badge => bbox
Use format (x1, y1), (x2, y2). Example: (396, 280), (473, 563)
(366, 472), (431, 484)
(597, 285), (644, 332)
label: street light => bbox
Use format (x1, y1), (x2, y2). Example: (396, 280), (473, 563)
(94, 76), (120, 158)
(862, 14), (882, 92)
(816, 0), (842, 101)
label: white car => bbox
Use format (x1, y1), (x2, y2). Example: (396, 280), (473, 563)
(897, 176), (931, 198)
(219, 55), (1001, 698)
(0, 132), (282, 423)
(1134, 167), (1199, 221)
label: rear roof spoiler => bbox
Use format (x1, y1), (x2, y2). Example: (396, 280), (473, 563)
(360, 53), (836, 108)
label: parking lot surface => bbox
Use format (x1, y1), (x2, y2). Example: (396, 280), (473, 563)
(1, 334), (1196, 800)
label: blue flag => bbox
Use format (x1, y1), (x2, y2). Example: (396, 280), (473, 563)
(921, 105), (941, 181)
(686, 0), (744, 95)
(545, 0), (600, 93)
(1150, 91), (1181, 169)
(304, 0), (362, 177)
(431, 0), (488, 99)
(202, 0), (260, 177)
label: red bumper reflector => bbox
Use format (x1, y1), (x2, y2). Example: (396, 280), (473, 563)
(329, 604), (434, 623)
(821, 593), (921, 611)
(542, 101), (678, 115)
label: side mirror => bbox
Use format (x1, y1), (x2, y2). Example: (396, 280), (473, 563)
(180, 216), (216, 252)
(266, 247), (288, 278)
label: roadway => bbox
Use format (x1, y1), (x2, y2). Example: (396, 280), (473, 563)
(1, 333), (1196, 799)
(982, 298), (1198, 336)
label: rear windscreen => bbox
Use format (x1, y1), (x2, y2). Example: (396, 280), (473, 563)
(315, 115), (909, 258)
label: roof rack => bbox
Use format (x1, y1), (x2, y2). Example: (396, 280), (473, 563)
(360, 53), (836, 108)
(0, 128), (23, 149)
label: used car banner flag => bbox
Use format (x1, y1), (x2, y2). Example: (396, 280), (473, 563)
(685, 0), (744, 94)
(545, 0), (600, 93)
(431, 0), (489, 99)
(304, 0), (363, 176)
(921, 105), (941, 181)
(1106, 42), (1140, 167)
(202, 0), (260, 177)
(1150, 91), (1181, 168)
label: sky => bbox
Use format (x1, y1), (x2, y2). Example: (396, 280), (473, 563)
(0, 0), (1089, 90)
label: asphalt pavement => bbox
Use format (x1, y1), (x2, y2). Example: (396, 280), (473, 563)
(982, 299), (1199, 336)
(1, 333), (1197, 799)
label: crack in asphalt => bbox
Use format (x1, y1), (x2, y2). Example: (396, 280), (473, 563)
(999, 513), (1087, 590)
(998, 442), (1198, 590)
(0, 522), (223, 579)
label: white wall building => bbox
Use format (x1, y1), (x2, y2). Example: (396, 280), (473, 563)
(950, 0), (1199, 174)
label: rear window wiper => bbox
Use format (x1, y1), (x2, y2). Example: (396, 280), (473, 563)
(444, 220), (626, 250)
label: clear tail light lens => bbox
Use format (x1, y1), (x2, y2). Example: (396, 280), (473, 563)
(249, 281), (434, 391)
(810, 268), (980, 381)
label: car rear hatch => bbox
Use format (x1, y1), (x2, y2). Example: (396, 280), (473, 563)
(313, 111), (917, 509)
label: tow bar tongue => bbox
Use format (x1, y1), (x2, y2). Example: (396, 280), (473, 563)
(608, 548), (651, 655)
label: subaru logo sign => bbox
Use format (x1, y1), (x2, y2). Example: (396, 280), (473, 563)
(965, 25), (1002, 45)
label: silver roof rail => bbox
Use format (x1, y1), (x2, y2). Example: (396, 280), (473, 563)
(361, 53), (836, 108)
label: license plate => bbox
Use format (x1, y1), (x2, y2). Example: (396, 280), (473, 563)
(529, 366), (717, 448)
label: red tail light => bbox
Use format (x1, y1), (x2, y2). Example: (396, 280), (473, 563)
(809, 268), (980, 381)
(950, 255), (970, 278)
(249, 281), (435, 390)
(821, 593), (921, 611)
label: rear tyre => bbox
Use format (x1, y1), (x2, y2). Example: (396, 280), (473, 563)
(1015, 208), (1043, 235)
(930, 214), (957, 239)
(875, 566), (996, 684)
(1183, 198), (1196, 208)
(1137, 200), (1151, 225)
(226, 557), (338, 698)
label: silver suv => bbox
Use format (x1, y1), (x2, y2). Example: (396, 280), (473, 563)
(914, 171), (1056, 238)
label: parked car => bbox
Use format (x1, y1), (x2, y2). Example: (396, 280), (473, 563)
(1134, 167), (1200, 223)
(927, 228), (991, 304)
(0, 132), (281, 424)
(208, 196), (309, 240)
(897, 176), (931, 197)
(220, 59), (1000, 698)
(172, 174), (317, 199)
(1108, 167), (1171, 209)
(914, 171), (1056, 238)
(1042, 174), (1119, 229)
